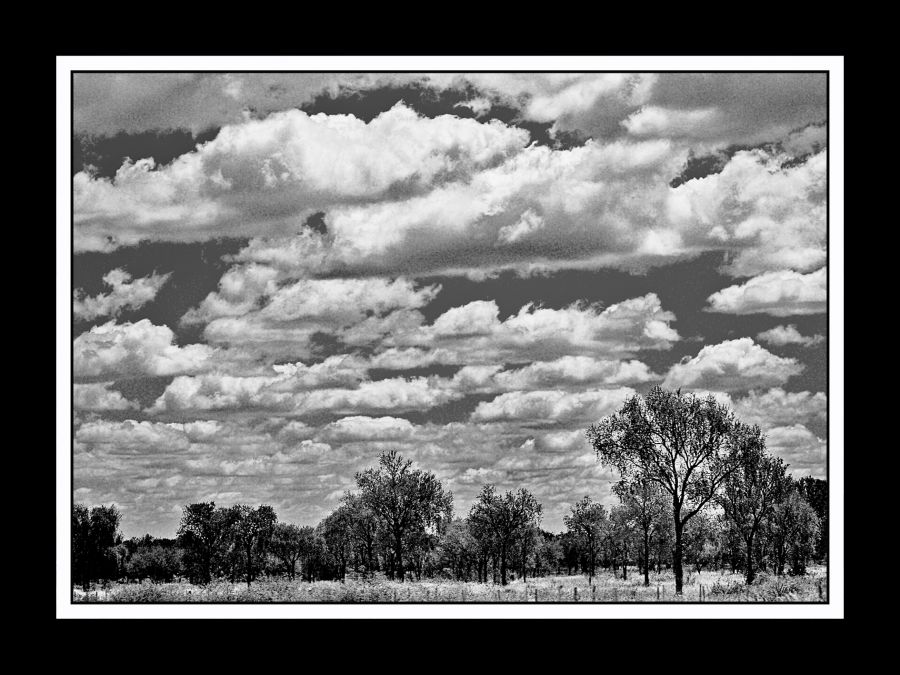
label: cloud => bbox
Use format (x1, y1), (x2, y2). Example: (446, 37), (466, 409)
(317, 416), (416, 442)
(73, 382), (138, 411)
(668, 150), (826, 277)
(184, 270), (440, 358)
(149, 369), (458, 415)
(471, 387), (635, 424)
(74, 320), (214, 379)
(74, 95), (825, 289)
(662, 338), (803, 392)
(258, 277), (439, 325)
(73, 268), (170, 320)
(706, 268), (827, 316)
(75, 73), (825, 152)
(74, 104), (529, 250)
(623, 73), (826, 146)
(623, 106), (721, 137)
(492, 356), (657, 390)
(74, 73), (389, 135)
(390, 293), (679, 365)
(764, 424), (826, 478)
(75, 419), (193, 453)
(756, 324), (825, 347)
(732, 388), (827, 430)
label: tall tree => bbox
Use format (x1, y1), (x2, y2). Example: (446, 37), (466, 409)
(718, 445), (790, 584)
(438, 518), (478, 581)
(72, 503), (122, 590)
(270, 522), (306, 580)
(614, 478), (668, 586)
(343, 492), (380, 576)
(563, 496), (607, 585)
(72, 504), (92, 591)
(587, 386), (759, 594)
(318, 505), (354, 581)
(355, 450), (453, 582)
(468, 484), (542, 585)
(228, 504), (277, 587)
(609, 505), (637, 580)
(176, 502), (232, 584)
(683, 510), (719, 574)
(770, 488), (821, 576)
(797, 476), (828, 560)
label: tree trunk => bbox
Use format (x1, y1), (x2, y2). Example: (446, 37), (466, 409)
(394, 531), (405, 582)
(673, 515), (685, 595)
(589, 542), (595, 585)
(643, 530), (650, 587)
(745, 534), (755, 585)
(246, 545), (253, 588)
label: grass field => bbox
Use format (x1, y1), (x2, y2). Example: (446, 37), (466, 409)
(73, 566), (827, 603)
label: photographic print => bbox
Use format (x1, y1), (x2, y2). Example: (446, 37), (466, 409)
(61, 60), (840, 615)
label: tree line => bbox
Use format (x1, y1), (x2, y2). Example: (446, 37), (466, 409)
(73, 387), (827, 593)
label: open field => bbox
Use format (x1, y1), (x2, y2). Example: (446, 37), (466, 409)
(73, 566), (827, 603)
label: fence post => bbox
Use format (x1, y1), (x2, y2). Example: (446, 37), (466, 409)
(558, 585), (562, 602)
(592, 585), (596, 603)
(817, 580), (823, 600)
(700, 584), (703, 602)
(657, 585), (660, 600)
(394, 589), (398, 603)
(462, 586), (466, 602)
(574, 587), (578, 602)
(535, 587), (539, 603)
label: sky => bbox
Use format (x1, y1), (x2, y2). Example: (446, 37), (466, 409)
(71, 72), (828, 537)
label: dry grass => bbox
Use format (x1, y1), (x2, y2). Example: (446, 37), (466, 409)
(73, 566), (827, 603)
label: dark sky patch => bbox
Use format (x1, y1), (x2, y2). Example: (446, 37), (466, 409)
(73, 127), (220, 179)
(669, 122), (826, 187)
(109, 376), (175, 410)
(367, 364), (461, 381)
(404, 394), (498, 425)
(301, 82), (587, 151)
(303, 211), (328, 236)
(73, 238), (247, 343)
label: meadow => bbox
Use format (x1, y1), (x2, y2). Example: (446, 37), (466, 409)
(73, 566), (827, 603)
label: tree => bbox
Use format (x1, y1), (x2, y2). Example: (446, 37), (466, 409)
(72, 503), (122, 590)
(683, 510), (719, 575)
(438, 519), (478, 581)
(770, 488), (821, 576)
(718, 445), (790, 584)
(343, 492), (380, 576)
(176, 502), (232, 584)
(228, 504), (277, 587)
(614, 477), (668, 586)
(355, 450), (453, 581)
(468, 484), (542, 585)
(72, 504), (92, 591)
(270, 522), (306, 580)
(587, 386), (759, 594)
(797, 476), (827, 560)
(609, 505), (637, 580)
(563, 496), (607, 585)
(124, 540), (183, 582)
(318, 505), (354, 581)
